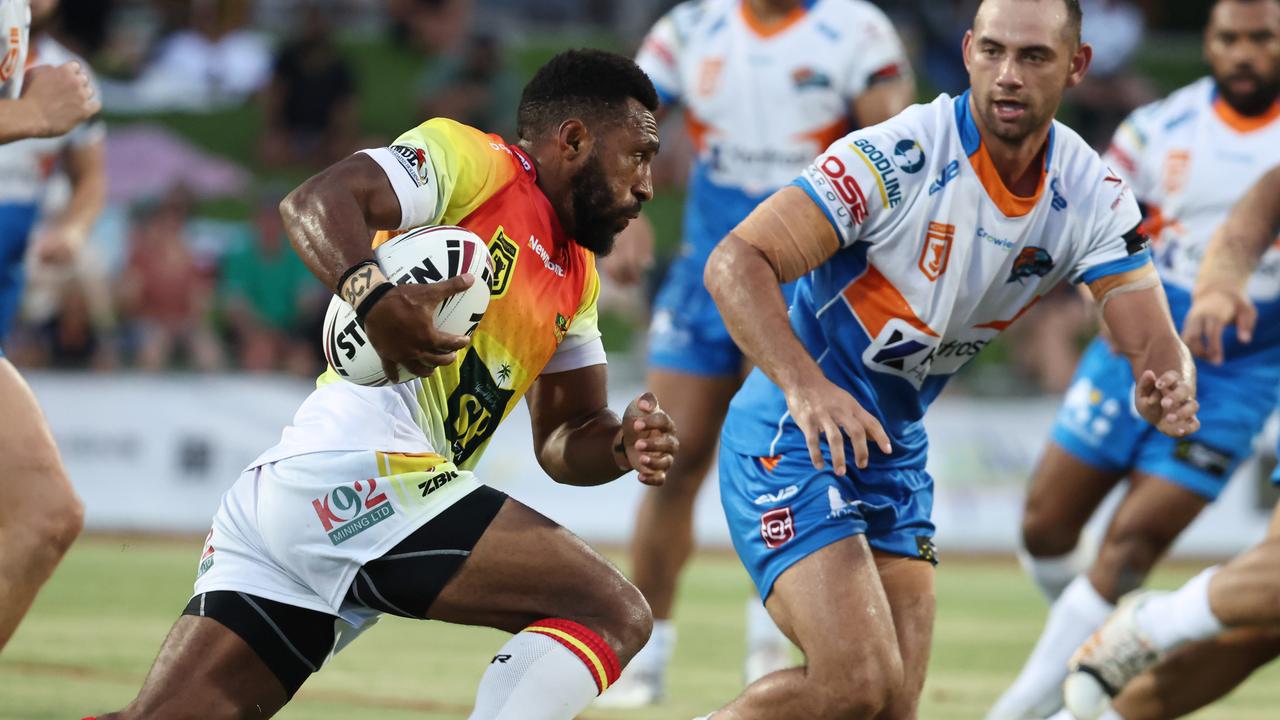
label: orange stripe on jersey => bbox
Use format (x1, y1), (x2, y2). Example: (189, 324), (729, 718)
(967, 141), (1045, 218)
(974, 295), (1042, 331)
(843, 265), (937, 338)
(526, 618), (621, 694)
(740, 0), (808, 38)
(795, 117), (850, 155)
(1214, 97), (1280, 133)
(685, 110), (712, 153)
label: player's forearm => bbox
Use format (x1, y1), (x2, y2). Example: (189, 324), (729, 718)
(0, 99), (48, 143)
(58, 148), (106, 241)
(706, 234), (825, 393)
(1105, 289), (1196, 395)
(1196, 167), (1280, 294)
(536, 409), (628, 487)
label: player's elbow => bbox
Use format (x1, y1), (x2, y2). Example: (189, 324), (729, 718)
(704, 235), (751, 306)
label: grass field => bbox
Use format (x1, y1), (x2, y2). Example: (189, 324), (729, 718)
(3, 537), (1279, 719)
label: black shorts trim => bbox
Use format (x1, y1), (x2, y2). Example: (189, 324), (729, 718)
(344, 484), (507, 618)
(181, 485), (508, 696)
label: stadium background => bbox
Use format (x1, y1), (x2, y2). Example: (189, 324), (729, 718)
(3, 0), (1280, 717)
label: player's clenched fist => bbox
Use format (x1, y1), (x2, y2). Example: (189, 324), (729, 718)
(362, 274), (474, 379)
(784, 375), (892, 476)
(21, 62), (99, 138)
(620, 392), (678, 486)
(1182, 286), (1256, 366)
(1136, 369), (1200, 438)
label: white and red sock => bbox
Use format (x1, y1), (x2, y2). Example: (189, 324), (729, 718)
(469, 618), (622, 720)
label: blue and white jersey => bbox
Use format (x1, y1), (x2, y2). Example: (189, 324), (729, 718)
(1106, 77), (1280, 371)
(722, 92), (1149, 469)
(635, 0), (909, 264)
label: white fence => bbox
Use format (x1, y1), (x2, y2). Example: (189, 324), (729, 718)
(25, 373), (1277, 557)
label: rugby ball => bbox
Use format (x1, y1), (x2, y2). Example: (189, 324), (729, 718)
(322, 225), (493, 387)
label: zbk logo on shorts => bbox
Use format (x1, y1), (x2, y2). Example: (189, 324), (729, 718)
(312, 478), (396, 545)
(760, 506), (796, 549)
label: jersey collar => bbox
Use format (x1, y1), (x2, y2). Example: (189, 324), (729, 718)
(1211, 91), (1280, 133)
(954, 90), (1054, 218)
(739, 0), (817, 39)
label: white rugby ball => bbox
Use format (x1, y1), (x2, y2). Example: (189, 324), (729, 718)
(322, 225), (493, 387)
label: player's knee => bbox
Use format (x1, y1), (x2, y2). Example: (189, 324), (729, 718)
(1093, 527), (1166, 596)
(1021, 497), (1078, 558)
(5, 466), (82, 556)
(811, 646), (902, 718)
(581, 577), (652, 664)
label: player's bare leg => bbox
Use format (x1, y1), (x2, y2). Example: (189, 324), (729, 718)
(0, 358), (83, 651)
(1019, 442), (1125, 601)
(706, 537), (908, 719)
(1110, 502), (1280, 719)
(1109, 627), (1280, 719)
(992, 471), (1206, 718)
(605, 369), (780, 705)
(872, 551), (936, 720)
(94, 498), (650, 720)
(96, 616), (291, 719)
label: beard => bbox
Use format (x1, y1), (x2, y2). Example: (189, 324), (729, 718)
(976, 94), (1055, 146)
(569, 152), (638, 256)
(1216, 68), (1280, 117)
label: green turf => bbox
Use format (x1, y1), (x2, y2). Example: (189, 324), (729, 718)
(3, 538), (1279, 719)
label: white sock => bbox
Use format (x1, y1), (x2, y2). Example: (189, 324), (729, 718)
(1137, 567), (1226, 652)
(745, 598), (787, 652)
(624, 618), (675, 677)
(989, 576), (1114, 719)
(469, 619), (621, 720)
(1019, 548), (1087, 603)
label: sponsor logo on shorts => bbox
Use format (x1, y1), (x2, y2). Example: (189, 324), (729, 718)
(916, 536), (938, 565)
(312, 478), (396, 545)
(918, 222), (955, 281)
(760, 506), (795, 549)
(1173, 440), (1234, 478)
(418, 468), (459, 497)
(197, 530), (215, 577)
(753, 485), (798, 506)
(827, 486), (862, 520)
(390, 144), (432, 187)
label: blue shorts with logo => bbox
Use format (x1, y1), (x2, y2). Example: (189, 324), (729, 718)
(1051, 338), (1276, 500)
(720, 446), (937, 601)
(648, 254), (795, 377)
(0, 203), (39, 343)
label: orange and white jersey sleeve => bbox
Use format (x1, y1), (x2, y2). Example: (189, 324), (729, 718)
(0, 0), (27, 100)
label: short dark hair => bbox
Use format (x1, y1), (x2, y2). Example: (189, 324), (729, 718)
(516, 48), (660, 141)
(978, 0), (1083, 45)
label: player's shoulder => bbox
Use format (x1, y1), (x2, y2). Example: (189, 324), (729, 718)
(811, 0), (893, 23)
(656, 0), (727, 38)
(1050, 119), (1134, 217)
(1124, 76), (1214, 135)
(842, 94), (953, 160)
(403, 117), (503, 154)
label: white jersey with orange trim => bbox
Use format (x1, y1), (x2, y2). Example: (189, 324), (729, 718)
(0, 0), (28, 99)
(722, 91), (1150, 469)
(1106, 76), (1280, 366)
(636, 0), (909, 263)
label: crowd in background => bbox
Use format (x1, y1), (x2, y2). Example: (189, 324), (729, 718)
(6, 0), (1176, 390)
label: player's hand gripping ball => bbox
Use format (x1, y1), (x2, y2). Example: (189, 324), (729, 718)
(322, 225), (493, 386)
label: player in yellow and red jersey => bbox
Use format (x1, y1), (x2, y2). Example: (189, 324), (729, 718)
(87, 50), (679, 720)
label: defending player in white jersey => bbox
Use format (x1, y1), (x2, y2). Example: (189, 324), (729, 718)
(1064, 163), (1280, 720)
(601, 1), (913, 703)
(696, 1), (1199, 717)
(0, 0), (97, 653)
(991, 2), (1280, 717)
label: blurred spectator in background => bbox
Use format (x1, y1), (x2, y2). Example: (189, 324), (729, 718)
(101, 0), (272, 113)
(388, 0), (472, 55)
(911, 0), (978, 95)
(219, 191), (323, 375)
(1069, 0), (1156, 147)
(418, 31), (520, 139)
(14, 236), (118, 371)
(0, 0), (106, 343)
(117, 188), (223, 371)
(260, 5), (358, 168)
